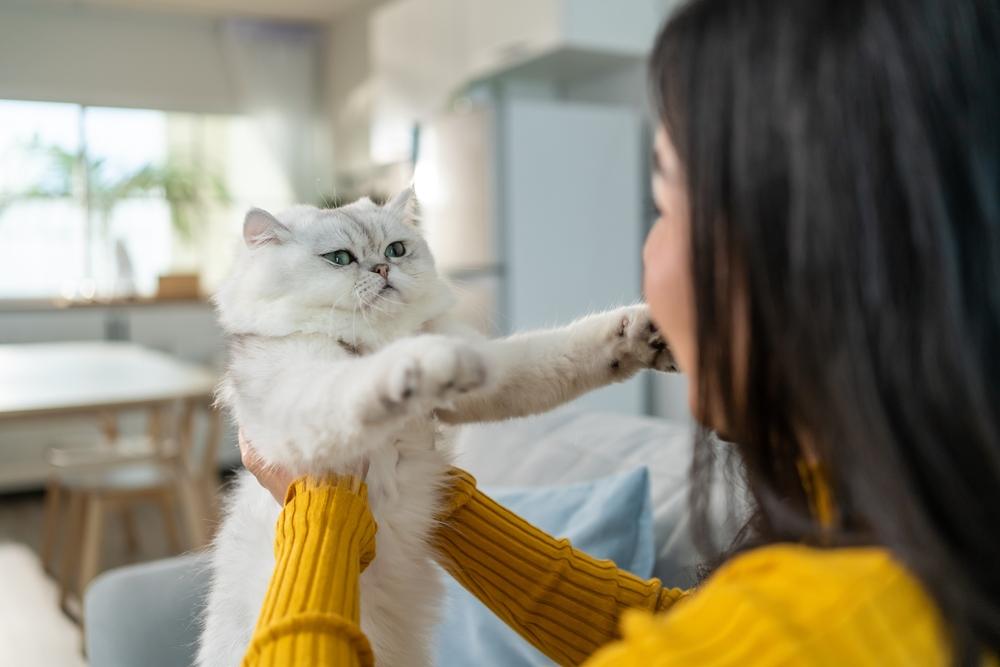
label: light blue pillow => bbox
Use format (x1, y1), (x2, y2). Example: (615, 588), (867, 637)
(433, 467), (654, 667)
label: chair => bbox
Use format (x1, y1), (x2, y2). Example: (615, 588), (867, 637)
(39, 397), (222, 617)
(85, 552), (211, 667)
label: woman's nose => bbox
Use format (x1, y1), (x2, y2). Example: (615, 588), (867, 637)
(371, 264), (389, 279)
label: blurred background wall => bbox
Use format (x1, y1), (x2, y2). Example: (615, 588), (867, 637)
(0, 0), (691, 492)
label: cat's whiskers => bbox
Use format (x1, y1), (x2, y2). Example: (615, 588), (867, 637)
(358, 298), (376, 336)
(375, 293), (405, 308)
(367, 300), (400, 318)
(366, 299), (389, 314)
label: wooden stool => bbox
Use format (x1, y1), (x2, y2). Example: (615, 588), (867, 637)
(40, 399), (222, 617)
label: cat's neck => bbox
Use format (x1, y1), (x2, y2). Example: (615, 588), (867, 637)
(219, 281), (456, 350)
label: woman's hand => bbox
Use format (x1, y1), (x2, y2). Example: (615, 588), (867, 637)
(238, 430), (296, 504)
(238, 429), (369, 505)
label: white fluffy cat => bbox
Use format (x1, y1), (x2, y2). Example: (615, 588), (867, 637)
(198, 187), (676, 667)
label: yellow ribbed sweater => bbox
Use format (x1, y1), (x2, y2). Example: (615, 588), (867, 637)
(242, 468), (961, 667)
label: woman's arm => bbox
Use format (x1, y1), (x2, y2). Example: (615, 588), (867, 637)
(241, 475), (377, 667)
(434, 468), (690, 666)
(239, 430), (689, 667)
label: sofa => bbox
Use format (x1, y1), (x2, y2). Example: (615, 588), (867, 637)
(85, 408), (729, 667)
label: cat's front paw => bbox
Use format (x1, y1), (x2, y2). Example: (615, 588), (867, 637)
(372, 337), (490, 421)
(608, 305), (679, 375)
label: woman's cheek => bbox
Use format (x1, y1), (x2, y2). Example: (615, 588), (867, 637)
(643, 218), (697, 379)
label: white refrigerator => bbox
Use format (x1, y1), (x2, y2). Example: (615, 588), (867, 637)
(416, 96), (652, 415)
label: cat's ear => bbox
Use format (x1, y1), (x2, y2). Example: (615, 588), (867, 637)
(243, 208), (290, 247)
(385, 185), (419, 224)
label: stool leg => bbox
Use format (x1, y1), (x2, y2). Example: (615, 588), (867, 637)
(40, 477), (63, 575)
(177, 479), (207, 549)
(78, 494), (104, 600)
(120, 506), (141, 556)
(59, 490), (84, 613)
(157, 491), (183, 554)
(202, 476), (220, 534)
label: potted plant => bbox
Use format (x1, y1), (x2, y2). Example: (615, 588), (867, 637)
(0, 138), (229, 300)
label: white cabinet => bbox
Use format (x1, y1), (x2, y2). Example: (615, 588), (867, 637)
(461, 0), (562, 78)
(128, 304), (225, 366)
(369, 0), (467, 162)
(370, 0), (666, 161)
(0, 303), (224, 365)
(373, 0), (663, 87)
(462, 0), (663, 79)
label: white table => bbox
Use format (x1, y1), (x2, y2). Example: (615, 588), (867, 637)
(0, 342), (216, 422)
(0, 342), (219, 607)
(0, 342), (217, 490)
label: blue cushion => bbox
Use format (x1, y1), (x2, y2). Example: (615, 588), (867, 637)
(433, 466), (655, 667)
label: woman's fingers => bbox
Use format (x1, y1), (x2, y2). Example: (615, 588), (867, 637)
(349, 459), (370, 494)
(238, 429), (294, 504)
(238, 428), (258, 471)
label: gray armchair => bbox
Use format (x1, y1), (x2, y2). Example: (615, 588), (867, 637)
(85, 553), (209, 667)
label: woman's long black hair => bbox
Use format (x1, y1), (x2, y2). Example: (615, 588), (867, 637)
(650, 0), (999, 662)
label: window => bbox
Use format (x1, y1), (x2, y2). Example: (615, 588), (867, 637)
(0, 100), (294, 299)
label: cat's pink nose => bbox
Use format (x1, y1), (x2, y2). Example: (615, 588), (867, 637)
(371, 264), (389, 279)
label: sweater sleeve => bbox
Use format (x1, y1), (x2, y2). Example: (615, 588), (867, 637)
(241, 476), (378, 667)
(583, 544), (956, 667)
(433, 467), (690, 666)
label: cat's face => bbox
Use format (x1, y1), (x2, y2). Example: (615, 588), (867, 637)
(222, 188), (440, 330)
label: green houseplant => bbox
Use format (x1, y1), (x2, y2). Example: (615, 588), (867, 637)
(1, 139), (229, 298)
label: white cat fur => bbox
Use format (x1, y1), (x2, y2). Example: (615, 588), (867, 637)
(198, 188), (676, 666)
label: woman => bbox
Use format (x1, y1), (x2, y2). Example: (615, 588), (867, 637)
(238, 0), (1000, 664)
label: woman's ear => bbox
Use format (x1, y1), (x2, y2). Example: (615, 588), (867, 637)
(385, 185), (419, 225)
(243, 208), (290, 247)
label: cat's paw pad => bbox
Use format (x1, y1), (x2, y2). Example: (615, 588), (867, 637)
(608, 305), (678, 374)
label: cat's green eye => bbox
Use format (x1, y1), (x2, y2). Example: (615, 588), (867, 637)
(321, 250), (355, 266)
(385, 241), (406, 259)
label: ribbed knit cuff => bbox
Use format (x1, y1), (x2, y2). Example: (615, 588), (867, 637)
(243, 476), (377, 667)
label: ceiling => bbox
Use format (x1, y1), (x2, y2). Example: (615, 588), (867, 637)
(25, 0), (379, 22)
